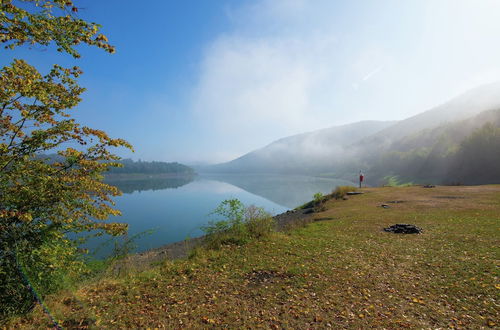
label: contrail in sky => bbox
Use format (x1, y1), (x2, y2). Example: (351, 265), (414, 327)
(362, 65), (384, 81)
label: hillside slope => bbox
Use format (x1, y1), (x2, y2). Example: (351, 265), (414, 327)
(368, 109), (500, 184)
(207, 83), (500, 183)
(355, 82), (500, 159)
(207, 120), (395, 174)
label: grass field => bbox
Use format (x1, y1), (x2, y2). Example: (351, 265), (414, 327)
(10, 185), (500, 328)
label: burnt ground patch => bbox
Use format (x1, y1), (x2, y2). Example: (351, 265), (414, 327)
(383, 224), (423, 234)
(314, 216), (335, 222)
(433, 196), (466, 199)
(244, 270), (293, 286)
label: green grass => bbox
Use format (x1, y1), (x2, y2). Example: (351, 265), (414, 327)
(383, 175), (414, 187)
(9, 185), (500, 328)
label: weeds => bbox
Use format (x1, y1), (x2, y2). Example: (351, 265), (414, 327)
(312, 192), (327, 212)
(313, 192), (324, 203)
(332, 185), (358, 199)
(202, 199), (275, 249)
(296, 192), (328, 210)
(296, 187), (356, 212)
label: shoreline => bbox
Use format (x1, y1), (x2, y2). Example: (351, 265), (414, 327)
(119, 206), (317, 269)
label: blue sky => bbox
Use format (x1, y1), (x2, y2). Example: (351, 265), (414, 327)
(3, 0), (500, 164)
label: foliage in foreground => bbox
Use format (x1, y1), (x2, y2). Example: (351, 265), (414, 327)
(0, 0), (130, 319)
(202, 199), (275, 249)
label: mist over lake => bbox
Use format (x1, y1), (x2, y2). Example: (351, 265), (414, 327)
(87, 174), (354, 257)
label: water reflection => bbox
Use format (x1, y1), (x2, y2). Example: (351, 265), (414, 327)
(88, 177), (289, 256)
(90, 174), (356, 255)
(106, 173), (356, 209)
(105, 175), (194, 194)
(202, 173), (356, 208)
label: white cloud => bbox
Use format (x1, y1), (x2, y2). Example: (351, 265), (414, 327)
(192, 35), (335, 130)
(182, 0), (500, 163)
(188, 2), (348, 161)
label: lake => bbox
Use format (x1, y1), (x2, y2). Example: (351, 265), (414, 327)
(87, 174), (355, 257)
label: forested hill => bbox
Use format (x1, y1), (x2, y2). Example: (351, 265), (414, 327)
(107, 159), (195, 175)
(368, 109), (500, 185)
(38, 155), (195, 176)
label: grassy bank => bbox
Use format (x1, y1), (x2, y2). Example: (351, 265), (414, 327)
(9, 185), (500, 328)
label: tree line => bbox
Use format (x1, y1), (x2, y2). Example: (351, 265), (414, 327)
(107, 159), (195, 175)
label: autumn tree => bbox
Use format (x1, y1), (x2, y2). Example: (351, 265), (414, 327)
(0, 0), (132, 318)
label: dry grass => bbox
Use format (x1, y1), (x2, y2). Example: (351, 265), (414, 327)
(9, 185), (500, 329)
(331, 185), (358, 199)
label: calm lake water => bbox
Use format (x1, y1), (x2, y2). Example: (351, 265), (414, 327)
(86, 174), (355, 257)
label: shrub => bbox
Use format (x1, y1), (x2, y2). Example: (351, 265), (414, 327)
(332, 185), (357, 199)
(296, 192), (327, 210)
(202, 199), (274, 249)
(245, 205), (275, 238)
(313, 192), (324, 203)
(1, 235), (86, 319)
(312, 192), (327, 212)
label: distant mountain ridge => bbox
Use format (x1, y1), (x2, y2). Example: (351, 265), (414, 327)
(207, 120), (396, 174)
(204, 82), (500, 184)
(355, 81), (500, 154)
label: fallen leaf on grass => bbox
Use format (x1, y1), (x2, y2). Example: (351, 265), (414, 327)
(411, 297), (425, 304)
(202, 316), (216, 324)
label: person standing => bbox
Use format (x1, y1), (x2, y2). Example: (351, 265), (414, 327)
(359, 171), (364, 188)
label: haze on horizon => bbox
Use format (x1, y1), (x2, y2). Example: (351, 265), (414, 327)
(2, 0), (500, 165)
(189, 0), (500, 165)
